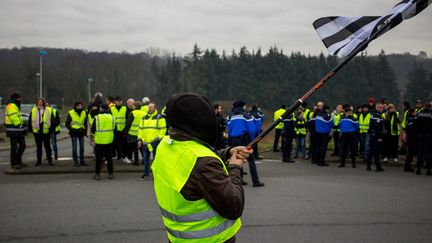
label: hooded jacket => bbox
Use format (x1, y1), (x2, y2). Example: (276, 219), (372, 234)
(163, 94), (244, 243)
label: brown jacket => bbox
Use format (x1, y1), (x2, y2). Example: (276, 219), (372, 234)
(171, 130), (244, 242)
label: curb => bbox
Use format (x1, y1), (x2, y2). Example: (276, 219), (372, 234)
(4, 167), (143, 175)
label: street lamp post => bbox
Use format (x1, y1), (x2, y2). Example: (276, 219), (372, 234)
(36, 73), (40, 99)
(88, 78), (93, 102)
(39, 50), (48, 98)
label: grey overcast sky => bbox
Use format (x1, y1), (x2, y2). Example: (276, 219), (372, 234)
(0, 0), (431, 56)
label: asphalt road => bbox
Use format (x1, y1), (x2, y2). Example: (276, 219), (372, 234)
(0, 153), (431, 242)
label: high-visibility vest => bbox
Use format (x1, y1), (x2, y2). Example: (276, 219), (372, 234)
(140, 105), (149, 116)
(274, 108), (285, 129)
(69, 109), (86, 129)
(152, 136), (241, 242)
(295, 119), (307, 135)
(402, 110), (408, 129)
(359, 113), (371, 134)
(5, 103), (23, 127)
(303, 108), (313, 122)
(88, 113), (95, 130)
(138, 111), (167, 143)
(94, 113), (115, 144)
(31, 107), (52, 134)
(333, 112), (343, 132)
(110, 106), (127, 131)
(128, 109), (146, 136)
(52, 108), (61, 133)
(390, 112), (400, 136)
(5, 103), (26, 136)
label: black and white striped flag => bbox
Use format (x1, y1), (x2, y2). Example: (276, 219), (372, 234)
(313, 0), (431, 57)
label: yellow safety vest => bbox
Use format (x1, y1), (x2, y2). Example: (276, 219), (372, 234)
(129, 109), (146, 136)
(152, 136), (241, 242)
(402, 110), (408, 129)
(274, 108), (285, 129)
(138, 111), (167, 143)
(110, 106), (127, 131)
(52, 108), (61, 133)
(295, 119), (307, 135)
(333, 112), (343, 132)
(390, 112), (400, 136)
(359, 113), (371, 134)
(69, 110), (86, 129)
(31, 107), (52, 134)
(5, 103), (23, 127)
(94, 113), (115, 144)
(303, 108), (313, 122)
(140, 105), (149, 116)
(88, 113), (95, 131)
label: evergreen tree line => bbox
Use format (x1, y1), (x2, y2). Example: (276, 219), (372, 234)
(0, 46), (431, 110)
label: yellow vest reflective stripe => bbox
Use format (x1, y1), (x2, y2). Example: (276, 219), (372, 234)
(129, 109), (146, 136)
(138, 112), (167, 143)
(31, 107), (52, 134)
(69, 110), (86, 129)
(110, 106), (127, 131)
(152, 136), (241, 242)
(359, 113), (371, 134)
(5, 103), (23, 126)
(274, 108), (285, 129)
(94, 113), (115, 144)
(303, 109), (313, 122)
(52, 108), (61, 133)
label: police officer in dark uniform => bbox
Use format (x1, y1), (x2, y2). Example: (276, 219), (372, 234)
(404, 108), (417, 172)
(227, 101), (264, 187)
(415, 102), (432, 175)
(367, 103), (385, 172)
(338, 106), (359, 168)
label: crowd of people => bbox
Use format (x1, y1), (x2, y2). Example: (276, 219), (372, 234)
(4, 91), (432, 181)
(5, 92), (166, 180)
(271, 98), (432, 175)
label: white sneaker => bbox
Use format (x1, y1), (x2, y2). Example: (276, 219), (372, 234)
(383, 157), (388, 162)
(394, 158), (398, 162)
(123, 158), (132, 164)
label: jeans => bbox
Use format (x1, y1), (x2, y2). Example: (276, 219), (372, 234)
(360, 133), (370, 159)
(71, 136), (84, 163)
(140, 140), (160, 176)
(295, 136), (306, 158)
(50, 133), (58, 159)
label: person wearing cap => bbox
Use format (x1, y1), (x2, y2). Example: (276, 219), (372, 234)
(359, 104), (371, 160)
(5, 92), (27, 170)
(414, 102), (432, 175)
(315, 104), (333, 166)
(367, 103), (385, 172)
(382, 104), (401, 162)
(110, 96), (128, 162)
(368, 97), (376, 111)
(415, 100), (423, 113)
(273, 105), (286, 152)
(66, 101), (88, 167)
(152, 93), (252, 242)
(227, 101), (264, 187)
(141, 97), (150, 115)
(249, 104), (264, 159)
(91, 103), (115, 180)
(338, 106), (360, 168)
